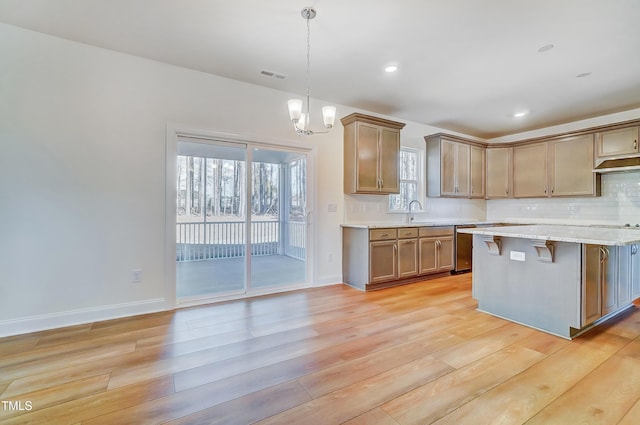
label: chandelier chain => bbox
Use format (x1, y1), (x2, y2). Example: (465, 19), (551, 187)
(305, 13), (311, 124)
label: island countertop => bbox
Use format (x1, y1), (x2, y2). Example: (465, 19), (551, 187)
(458, 224), (640, 246)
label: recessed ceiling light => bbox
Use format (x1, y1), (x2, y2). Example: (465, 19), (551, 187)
(513, 111), (529, 118)
(537, 44), (554, 53)
(384, 65), (398, 73)
(576, 72), (592, 78)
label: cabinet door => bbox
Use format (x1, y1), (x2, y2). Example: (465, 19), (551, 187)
(470, 145), (485, 198)
(456, 143), (470, 197)
(550, 135), (597, 197)
(632, 244), (640, 301)
(419, 238), (438, 274)
(513, 142), (548, 197)
(486, 147), (511, 198)
(583, 244), (603, 326)
(355, 123), (381, 192)
(369, 240), (397, 283)
(379, 128), (400, 193)
(437, 236), (455, 271)
(597, 127), (639, 158)
(618, 245), (633, 307)
(440, 140), (457, 196)
(601, 246), (618, 315)
(398, 239), (418, 278)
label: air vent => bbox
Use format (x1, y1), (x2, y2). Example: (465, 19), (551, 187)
(260, 69), (286, 80)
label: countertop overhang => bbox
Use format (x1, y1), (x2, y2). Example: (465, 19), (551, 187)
(458, 224), (640, 246)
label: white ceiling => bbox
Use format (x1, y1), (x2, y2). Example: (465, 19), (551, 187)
(1, 0), (639, 139)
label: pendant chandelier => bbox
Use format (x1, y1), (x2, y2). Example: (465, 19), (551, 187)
(287, 7), (336, 136)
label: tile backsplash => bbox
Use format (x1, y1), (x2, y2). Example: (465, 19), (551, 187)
(344, 172), (640, 225)
(487, 172), (640, 225)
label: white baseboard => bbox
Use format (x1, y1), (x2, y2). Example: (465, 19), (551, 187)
(0, 298), (168, 338)
(314, 275), (343, 287)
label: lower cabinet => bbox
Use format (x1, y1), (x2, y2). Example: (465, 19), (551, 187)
(582, 244), (638, 328)
(342, 226), (454, 290)
(418, 228), (454, 274)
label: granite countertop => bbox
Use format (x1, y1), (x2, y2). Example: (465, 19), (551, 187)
(340, 220), (493, 229)
(458, 224), (640, 246)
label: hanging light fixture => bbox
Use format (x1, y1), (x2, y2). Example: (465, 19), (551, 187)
(287, 6), (336, 136)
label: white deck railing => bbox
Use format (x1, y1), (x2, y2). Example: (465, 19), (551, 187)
(176, 220), (305, 261)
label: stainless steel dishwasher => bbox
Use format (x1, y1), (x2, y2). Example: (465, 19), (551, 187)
(454, 225), (476, 273)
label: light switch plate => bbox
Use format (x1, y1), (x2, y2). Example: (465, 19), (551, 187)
(510, 251), (526, 261)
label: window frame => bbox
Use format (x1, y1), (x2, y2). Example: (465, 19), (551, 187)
(388, 146), (424, 213)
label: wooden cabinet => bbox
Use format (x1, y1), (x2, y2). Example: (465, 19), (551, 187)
(470, 145), (486, 198)
(582, 244), (635, 327)
(618, 244), (640, 304)
(342, 225), (453, 290)
(596, 126), (639, 158)
(418, 226), (454, 274)
(342, 113), (405, 194)
(398, 227), (419, 278)
(485, 147), (512, 198)
(634, 244), (640, 301)
(512, 136), (600, 198)
(513, 142), (548, 198)
(425, 134), (486, 198)
(549, 135), (600, 197)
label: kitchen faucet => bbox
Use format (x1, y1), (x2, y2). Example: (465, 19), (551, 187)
(407, 200), (423, 223)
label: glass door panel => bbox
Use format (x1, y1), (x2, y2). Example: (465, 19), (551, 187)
(176, 140), (248, 299)
(249, 147), (307, 291)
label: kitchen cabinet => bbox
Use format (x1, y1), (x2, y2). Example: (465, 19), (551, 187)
(418, 226), (454, 274)
(425, 134), (486, 198)
(397, 228), (419, 278)
(470, 145), (486, 198)
(583, 244), (626, 326)
(618, 244), (640, 303)
(513, 142), (548, 198)
(485, 147), (512, 199)
(342, 225), (453, 290)
(342, 113), (405, 194)
(596, 126), (639, 158)
(512, 136), (600, 198)
(549, 134), (600, 197)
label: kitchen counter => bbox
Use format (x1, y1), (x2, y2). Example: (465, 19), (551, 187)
(465, 224), (640, 339)
(458, 224), (640, 246)
(341, 220), (498, 229)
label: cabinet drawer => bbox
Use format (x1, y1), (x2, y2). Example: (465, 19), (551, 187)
(398, 228), (419, 239)
(369, 228), (397, 241)
(419, 226), (454, 238)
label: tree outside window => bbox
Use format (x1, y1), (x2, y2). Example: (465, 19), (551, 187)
(389, 148), (420, 212)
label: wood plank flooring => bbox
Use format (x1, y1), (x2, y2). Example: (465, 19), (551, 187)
(2, 273), (640, 424)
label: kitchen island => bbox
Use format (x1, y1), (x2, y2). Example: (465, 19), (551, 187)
(459, 225), (640, 339)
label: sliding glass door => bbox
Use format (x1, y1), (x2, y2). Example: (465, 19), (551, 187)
(175, 138), (309, 301)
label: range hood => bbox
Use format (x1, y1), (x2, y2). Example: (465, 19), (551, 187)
(593, 156), (640, 173)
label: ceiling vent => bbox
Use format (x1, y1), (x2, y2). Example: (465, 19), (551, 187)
(260, 69), (286, 80)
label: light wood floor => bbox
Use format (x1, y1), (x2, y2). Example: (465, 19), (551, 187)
(2, 274), (640, 424)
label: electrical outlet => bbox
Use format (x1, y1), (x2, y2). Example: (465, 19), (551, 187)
(131, 269), (143, 283)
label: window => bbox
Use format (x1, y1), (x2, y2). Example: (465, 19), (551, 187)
(389, 148), (421, 212)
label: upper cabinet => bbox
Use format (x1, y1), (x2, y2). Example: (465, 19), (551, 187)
(342, 113), (405, 194)
(425, 134), (486, 198)
(596, 126), (639, 158)
(512, 136), (600, 198)
(513, 142), (548, 198)
(485, 147), (512, 199)
(550, 134), (600, 197)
